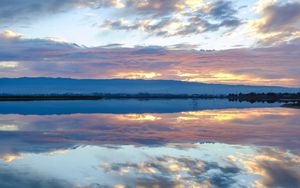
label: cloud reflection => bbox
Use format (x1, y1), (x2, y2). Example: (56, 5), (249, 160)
(0, 143), (298, 188)
(0, 107), (299, 155)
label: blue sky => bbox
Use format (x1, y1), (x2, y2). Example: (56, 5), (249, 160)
(0, 0), (299, 86)
(3, 0), (257, 49)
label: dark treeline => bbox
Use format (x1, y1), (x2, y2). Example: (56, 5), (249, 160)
(0, 93), (299, 103)
(0, 93), (227, 101)
(99, 93), (228, 99)
(228, 92), (300, 103)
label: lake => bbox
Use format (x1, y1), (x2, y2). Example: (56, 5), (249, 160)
(0, 99), (299, 188)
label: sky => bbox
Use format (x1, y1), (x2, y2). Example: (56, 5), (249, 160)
(0, 0), (299, 87)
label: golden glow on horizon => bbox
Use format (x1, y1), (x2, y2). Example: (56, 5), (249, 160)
(177, 71), (296, 86)
(114, 71), (161, 79)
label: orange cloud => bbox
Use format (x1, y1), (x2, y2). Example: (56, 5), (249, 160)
(0, 30), (299, 87)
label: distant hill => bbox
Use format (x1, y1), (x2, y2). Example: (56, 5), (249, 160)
(0, 77), (299, 95)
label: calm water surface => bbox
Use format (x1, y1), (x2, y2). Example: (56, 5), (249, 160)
(0, 99), (299, 188)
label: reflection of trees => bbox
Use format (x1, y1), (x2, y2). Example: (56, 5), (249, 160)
(228, 92), (300, 103)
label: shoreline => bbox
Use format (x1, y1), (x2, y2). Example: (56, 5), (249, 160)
(0, 93), (299, 103)
(0, 95), (102, 101)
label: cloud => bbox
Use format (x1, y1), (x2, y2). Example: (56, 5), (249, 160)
(165, 43), (200, 50)
(1, 0), (298, 48)
(101, 0), (242, 37)
(0, 30), (22, 39)
(0, 30), (299, 87)
(257, 2), (300, 32)
(0, 30), (80, 60)
(249, 1), (300, 46)
(0, 61), (18, 68)
(0, 0), (242, 38)
(124, 0), (180, 17)
(0, 0), (119, 24)
(206, 0), (237, 19)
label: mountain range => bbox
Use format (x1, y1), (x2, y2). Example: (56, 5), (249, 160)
(0, 77), (299, 95)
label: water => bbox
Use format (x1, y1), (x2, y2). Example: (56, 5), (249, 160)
(0, 99), (299, 188)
